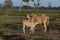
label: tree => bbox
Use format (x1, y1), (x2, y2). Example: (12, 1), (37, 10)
(31, 0), (40, 9)
(31, 0), (34, 2)
(23, 0), (29, 2)
(23, 0), (30, 11)
(4, 0), (13, 10)
(33, 0), (40, 10)
(0, 3), (2, 8)
(4, 0), (13, 16)
(48, 2), (52, 9)
(37, 0), (40, 10)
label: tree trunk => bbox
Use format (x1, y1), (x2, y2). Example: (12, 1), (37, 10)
(27, 2), (29, 11)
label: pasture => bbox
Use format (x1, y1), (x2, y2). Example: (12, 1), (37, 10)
(0, 10), (60, 40)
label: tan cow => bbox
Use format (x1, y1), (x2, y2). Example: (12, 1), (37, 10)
(26, 13), (49, 33)
(22, 16), (39, 34)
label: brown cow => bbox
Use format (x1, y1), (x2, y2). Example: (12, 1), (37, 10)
(22, 16), (39, 34)
(26, 14), (49, 33)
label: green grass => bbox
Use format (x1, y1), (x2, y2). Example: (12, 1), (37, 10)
(0, 10), (60, 16)
(0, 10), (60, 26)
(0, 10), (60, 40)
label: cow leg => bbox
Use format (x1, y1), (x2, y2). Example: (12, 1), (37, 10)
(23, 24), (25, 33)
(44, 23), (47, 33)
(30, 27), (34, 34)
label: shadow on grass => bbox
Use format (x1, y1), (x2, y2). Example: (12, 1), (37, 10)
(48, 23), (60, 31)
(5, 23), (23, 30)
(2, 34), (26, 40)
(33, 38), (53, 40)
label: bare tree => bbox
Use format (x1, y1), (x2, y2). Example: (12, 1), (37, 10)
(23, 0), (30, 11)
(31, 0), (34, 2)
(4, 0), (13, 15)
(19, 2), (22, 12)
(37, 0), (40, 10)
(48, 2), (51, 9)
(31, 0), (40, 10)
(0, 4), (2, 8)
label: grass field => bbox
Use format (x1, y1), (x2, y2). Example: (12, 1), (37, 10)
(0, 10), (60, 40)
(0, 10), (60, 26)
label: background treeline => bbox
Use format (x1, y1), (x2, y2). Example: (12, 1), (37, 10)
(0, 0), (60, 11)
(0, 4), (60, 10)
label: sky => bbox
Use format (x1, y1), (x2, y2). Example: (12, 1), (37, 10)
(0, 0), (60, 7)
